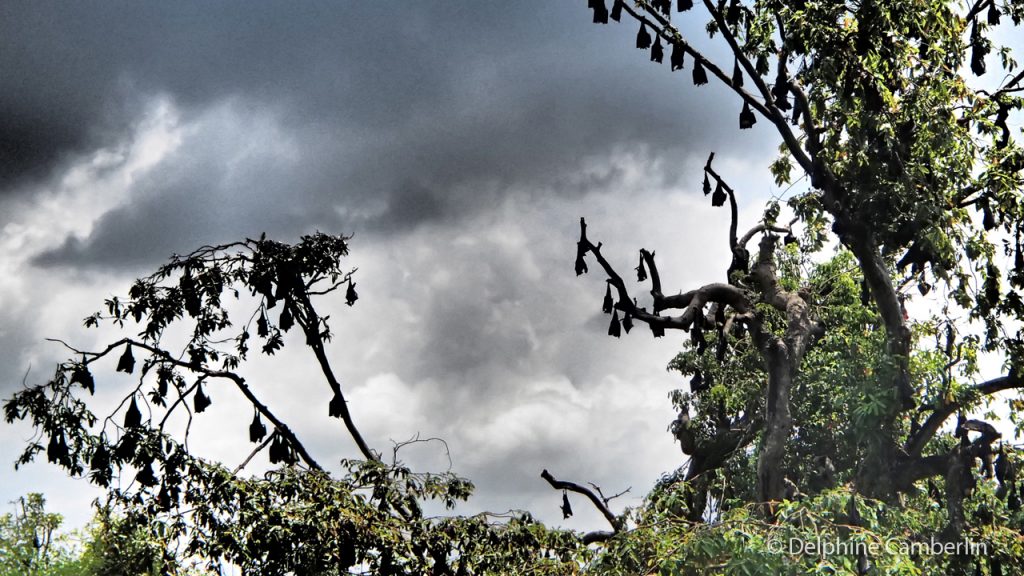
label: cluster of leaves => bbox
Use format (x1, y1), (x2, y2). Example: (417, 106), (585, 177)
(0, 493), (200, 576)
(768, 0), (1024, 364)
(589, 483), (1024, 575)
(0, 493), (82, 576)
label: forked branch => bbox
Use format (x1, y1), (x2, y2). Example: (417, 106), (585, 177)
(541, 468), (622, 538)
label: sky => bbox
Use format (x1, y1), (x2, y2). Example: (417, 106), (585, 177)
(0, 2), (792, 533)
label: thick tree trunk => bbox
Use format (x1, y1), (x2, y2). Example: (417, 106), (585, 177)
(749, 234), (817, 506)
(757, 341), (794, 503)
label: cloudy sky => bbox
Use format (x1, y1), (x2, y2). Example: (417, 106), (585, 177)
(0, 2), (789, 531)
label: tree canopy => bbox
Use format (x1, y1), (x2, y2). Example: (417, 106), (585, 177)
(6, 0), (1024, 574)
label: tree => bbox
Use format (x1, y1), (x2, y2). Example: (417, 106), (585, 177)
(569, 0), (1024, 573)
(0, 493), (81, 576)
(4, 235), (585, 574)
(5, 1), (1024, 574)
(0, 493), (197, 576)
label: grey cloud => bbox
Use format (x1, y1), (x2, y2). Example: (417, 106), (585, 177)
(2, 0), (782, 531)
(8, 1), (771, 269)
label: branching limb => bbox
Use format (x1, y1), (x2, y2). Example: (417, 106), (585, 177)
(391, 434), (453, 471)
(578, 219), (753, 333)
(588, 482), (631, 507)
(905, 373), (1023, 457)
(737, 223), (795, 249)
(641, 248), (662, 297)
(697, 0), (814, 174)
(49, 336), (323, 471)
(995, 68), (1024, 95)
(747, 234), (821, 505)
(540, 469), (622, 532)
(965, 0), (995, 22)
(655, 283), (753, 317)
(844, 228), (916, 410)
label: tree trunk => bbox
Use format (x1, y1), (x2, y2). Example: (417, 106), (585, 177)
(757, 340), (794, 503)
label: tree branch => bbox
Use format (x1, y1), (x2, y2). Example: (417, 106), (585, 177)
(540, 469), (621, 532)
(51, 336), (323, 471)
(621, 3), (772, 118)
(703, 152), (740, 250)
(579, 219), (752, 332)
(697, 0), (815, 174)
(737, 223), (793, 249)
(290, 293), (379, 462)
(641, 248), (662, 298)
(905, 374), (1023, 457)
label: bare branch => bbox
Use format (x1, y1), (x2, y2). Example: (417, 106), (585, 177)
(391, 433), (453, 471)
(290, 292), (379, 462)
(737, 224), (793, 248)
(540, 469), (621, 532)
(578, 219), (752, 334)
(232, 434), (275, 475)
(641, 249), (661, 297)
(703, 152), (740, 250)
(587, 482), (631, 506)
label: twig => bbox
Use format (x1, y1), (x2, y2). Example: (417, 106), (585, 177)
(391, 433), (454, 472)
(588, 482), (632, 506)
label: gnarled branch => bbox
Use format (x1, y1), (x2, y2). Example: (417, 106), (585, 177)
(541, 469), (622, 537)
(905, 373), (1023, 457)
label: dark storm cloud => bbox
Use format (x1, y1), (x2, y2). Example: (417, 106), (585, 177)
(4, 1), (765, 269)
